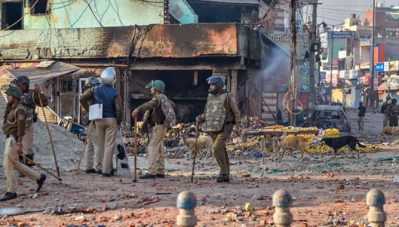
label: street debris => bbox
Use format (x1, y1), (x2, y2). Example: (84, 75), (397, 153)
(139, 195), (160, 206)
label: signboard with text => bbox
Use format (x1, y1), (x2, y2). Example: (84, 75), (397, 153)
(375, 62), (384, 72)
(328, 31), (358, 39)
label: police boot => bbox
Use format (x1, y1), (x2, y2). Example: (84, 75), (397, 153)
(0, 192), (17, 201)
(216, 174), (230, 183)
(36, 174), (46, 192)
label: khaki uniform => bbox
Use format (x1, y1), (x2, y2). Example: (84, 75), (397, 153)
(137, 95), (170, 175)
(80, 88), (100, 171)
(85, 123), (100, 170)
(95, 118), (117, 173)
(19, 90), (48, 161)
(147, 124), (167, 174)
(80, 87), (122, 175)
(2, 103), (40, 193)
(201, 91), (241, 175)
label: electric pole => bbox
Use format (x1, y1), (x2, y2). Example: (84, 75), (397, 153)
(367, 0), (376, 110)
(308, 0), (322, 110)
(289, 0), (298, 126)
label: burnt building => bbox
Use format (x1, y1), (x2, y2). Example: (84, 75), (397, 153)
(0, 0), (286, 125)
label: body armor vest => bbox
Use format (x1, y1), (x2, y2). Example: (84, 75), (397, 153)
(201, 92), (229, 132)
(20, 90), (36, 128)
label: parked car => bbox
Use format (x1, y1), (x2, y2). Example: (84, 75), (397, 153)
(302, 105), (351, 133)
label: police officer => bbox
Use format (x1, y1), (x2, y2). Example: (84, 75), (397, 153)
(1, 86), (46, 201)
(132, 80), (174, 179)
(81, 77), (101, 174)
(388, 98), (399, 127)
(13, 76), (48, 166)
(80, 68), (122, 177)
(196, 76), (241, 183)
(358, 102), (366, 131)
(381, 97), (391, 127)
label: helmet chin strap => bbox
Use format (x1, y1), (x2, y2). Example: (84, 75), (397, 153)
(209, 87), (220, 94)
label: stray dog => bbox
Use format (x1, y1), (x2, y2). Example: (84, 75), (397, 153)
(382, 126), (399, 135)
(259, 136), (280, 162)
(180, 135), (213, 158)
(278, 133), (308, 162)
(322, 136), (366, 158)
(381, 126), (399, 143)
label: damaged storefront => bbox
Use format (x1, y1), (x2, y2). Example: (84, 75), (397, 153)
(0, 23), (266, 126)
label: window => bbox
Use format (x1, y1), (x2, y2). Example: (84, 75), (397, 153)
(61, 80), (73, 92)
(29, 0), (48, 15)
(1, 2), (23, 30)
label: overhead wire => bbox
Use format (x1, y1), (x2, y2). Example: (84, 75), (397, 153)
(51, 0), (79, 10)
(51, 0), (76, 5)
(83, 0), (104, 27)
(253, 0), (278, 30)
(320, 7), (391, 14)
(140, 0), (164, 3)
(317, 15), (346, 23)
(60, 0), (73, 27)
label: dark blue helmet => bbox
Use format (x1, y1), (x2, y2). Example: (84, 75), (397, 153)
(14, 76), (30, 85)
(85, 77), (101, 89)
(90, 77), (101, 86)
(207, 76), (224, 89)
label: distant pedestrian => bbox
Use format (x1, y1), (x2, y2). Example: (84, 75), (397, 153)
(357, 102), (366, 131)
(381, 97), (391, 127)
(388, 98), (399, 127)
(80, 67), (123, 177)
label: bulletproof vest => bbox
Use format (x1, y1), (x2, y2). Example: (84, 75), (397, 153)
(201, 92), (229, 132)
(157, 94), (176, 129)
(6, 104), (26, 126)
(20, 90), (36, 128)
(93, 85), (118, 118)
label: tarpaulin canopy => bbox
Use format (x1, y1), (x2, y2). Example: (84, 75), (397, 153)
(8, 61), (80, 86)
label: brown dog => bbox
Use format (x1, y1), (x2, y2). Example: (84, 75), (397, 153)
(181, 135), (213, 158)
(277, 133), (308, 162)
(382, 126), (399, 135)
(259, 135), (280, 162)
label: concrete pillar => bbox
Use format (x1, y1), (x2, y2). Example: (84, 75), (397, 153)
(176, 191), (197, 227)
(272, 189), (293, 227)
(123, 70), (131, 127)
(231, 70), (238, 99)
(71, 76), (78, 120)
(366, 189), (386, 227)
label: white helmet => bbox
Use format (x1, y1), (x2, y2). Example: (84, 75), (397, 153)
(100, 67), (116, 85)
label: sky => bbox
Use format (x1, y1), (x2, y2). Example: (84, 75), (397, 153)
(313, 0), (399, 25)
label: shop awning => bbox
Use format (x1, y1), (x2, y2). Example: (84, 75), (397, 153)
(8, 61), (80, 86)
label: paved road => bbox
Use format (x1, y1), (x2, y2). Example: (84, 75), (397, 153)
(346, 108), (384, 136)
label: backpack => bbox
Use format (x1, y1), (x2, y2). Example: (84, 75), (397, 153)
(157, 94), (176, 129)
